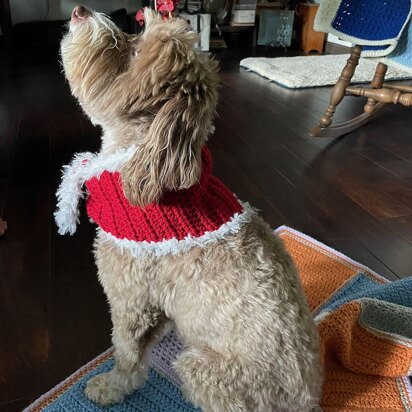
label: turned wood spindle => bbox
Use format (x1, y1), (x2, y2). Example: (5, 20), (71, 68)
(398, 93), (412, 106)
(346, 86), (412, 107)
(382, 83), (412, 93)
(319, 45), (362, 128)
(364, 63), (388, 114)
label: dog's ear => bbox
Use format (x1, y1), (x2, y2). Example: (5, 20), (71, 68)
(120, 95), (203, 206)
(120, 17), (219, 207)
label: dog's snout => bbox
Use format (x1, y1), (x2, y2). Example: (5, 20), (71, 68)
(72, 5), (89, 21)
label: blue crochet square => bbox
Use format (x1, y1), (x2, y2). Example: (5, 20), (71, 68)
(316, 272), (412, 316)
(43, 359), (199, 412)
(332, 0), (411, 42)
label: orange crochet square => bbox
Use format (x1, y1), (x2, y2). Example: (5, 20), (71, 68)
(279, 230), (358, 311)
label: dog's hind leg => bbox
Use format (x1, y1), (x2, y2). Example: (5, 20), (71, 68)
(173, 346), (249, 412)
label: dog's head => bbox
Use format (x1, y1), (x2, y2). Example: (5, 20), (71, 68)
(61, 6), (219, 206)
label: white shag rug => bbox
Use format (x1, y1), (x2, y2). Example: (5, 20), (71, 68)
(240, 54), (412, 89)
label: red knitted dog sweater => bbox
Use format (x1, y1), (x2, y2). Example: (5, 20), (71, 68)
(85, 147), (244, 243)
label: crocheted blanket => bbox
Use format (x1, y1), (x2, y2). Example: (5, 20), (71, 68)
(315, 0), (412, 57)
(385, 20), (412, 74)
(24, 226), (412, 412)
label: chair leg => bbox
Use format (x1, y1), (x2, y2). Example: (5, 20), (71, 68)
(364, 62), (388, 114)
(311, 45), (362, 137)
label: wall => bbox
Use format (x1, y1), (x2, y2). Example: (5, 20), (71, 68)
(9, 0), (138, 25)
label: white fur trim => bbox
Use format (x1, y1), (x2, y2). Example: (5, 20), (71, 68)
(97, 202), (256, 257)
(54, 146), (137, 235)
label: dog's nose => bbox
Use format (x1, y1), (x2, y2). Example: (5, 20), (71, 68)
(72, 5), (89, 21)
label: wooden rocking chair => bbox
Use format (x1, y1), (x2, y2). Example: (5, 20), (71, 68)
(310, 45), (412, 138)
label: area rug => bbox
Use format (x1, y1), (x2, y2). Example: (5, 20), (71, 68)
(240, 54), (412, 88)
(24, 226), (412, 412)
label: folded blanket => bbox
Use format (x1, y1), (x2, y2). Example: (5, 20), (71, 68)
(315, 0), (412, 57)
(282, 227), (412, 411)
(316, 277), (412, 411)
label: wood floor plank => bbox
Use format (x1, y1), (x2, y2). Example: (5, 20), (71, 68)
(0, 107), (20, 178)
(0, 185), (50, 404)
(347, 110), (412, 164)
(209, 140), (289, 228)
(283, 139), (412, 277)
(283, 135), (412, 219)
(382, 214), (412, 245)
(215, 118), (349, 240)
(351, 140), (412, 184)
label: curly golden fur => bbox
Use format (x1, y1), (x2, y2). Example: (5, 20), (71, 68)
(60, 6), (322, 411)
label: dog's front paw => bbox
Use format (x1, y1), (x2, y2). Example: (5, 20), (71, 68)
(85, 372), (127, 405)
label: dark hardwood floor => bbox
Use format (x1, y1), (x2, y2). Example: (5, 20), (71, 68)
(1, 33), (411, 411)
